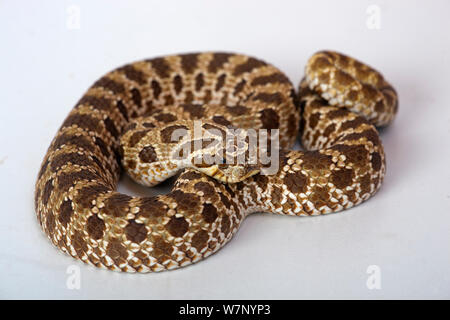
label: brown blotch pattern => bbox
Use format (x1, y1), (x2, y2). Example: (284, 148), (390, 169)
(193, 182), (216, 198)
(259, 108), (280, 130)
(331, 168), (354, 189)
(103, 193), (133, 217)
(201, 203), (218, 223)
(233, 57), (266, 76)
(75, 184), (109, 209)
(71, 231), (88, 257)
(58, 199), (73, 227)
(63, 113), (100, 132)
(116, 100), (129, 120)
(127, 159), (136, 170)
(252, 73), (290, 86)
(182, 104), (205, 118)
(301, 151), (333, 171)
(129, 130), (148, 147)
(86, 214), (106, 240)
(220, 215), (231, 235)
(106, 239), (129, 264)
(253, 92), (284, 105)
(103, 117), (119, 138)
(323, 123), (336, 137)
(94, 137), (110, 158)
(149, 58), (171, 78)
(119, 65), (146, 84)
(208, 53), (232, 73)
(331, 144), (368, 167)
(195, 73), (204, 91)
(341, 116), (367, 130)
(38, 158), (49, 180)
(93, 77), (125, 94)
(130, 88), (142, 108)
(180, 53), (198, 74)
(53, 133), (92, 152)
(169, 190), (200, 214)
(151, 80), (162, 99)
(192, 230), (209, 251)
(139, 145), (158, 163)
(310, 186), (331, 209)
(42, 179), (54, 205)
(212, 116), (231, 127)
(342, 129), (380, 146)
(233, 80), (247, 95)
(46, 212), (56, 234)
(215, 74), (226, 91)
(138, 198), (166, 221)
(143, 122), (156, 128)
(180, 170), (202, 180)
(51, 152), (93, 171)
(329, 108), (351, 119)
(57, 170), (94, 191)
(152, 236), (173, 262)
(226, 105), (248, 116)
(125, 220), (148, 243)
(154, 113), (177, 123)
(284, 171), (308, 194)
(308, 113), (321, 130)
(160, 125), (188, 143)
(219, 193), (232, 209)
(371, 152), (382, 171)
(173, 75), (183, 94)
(165, 216), (189, 237)
(78, 96), (112, 111)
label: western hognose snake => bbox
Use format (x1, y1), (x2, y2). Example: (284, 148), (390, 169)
(34, 51), (398, 272)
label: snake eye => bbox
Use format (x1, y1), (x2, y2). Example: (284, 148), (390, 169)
(231, 167), (245, 179)
(216, 156), (224, 164)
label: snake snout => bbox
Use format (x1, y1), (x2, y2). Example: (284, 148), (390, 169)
(225, 164), (261, 183)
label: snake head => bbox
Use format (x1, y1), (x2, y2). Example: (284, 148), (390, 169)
(189, 129), (262, 183)
(194, 162), (261, 183)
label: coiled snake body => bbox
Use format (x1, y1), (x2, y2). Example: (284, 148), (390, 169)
(35, 51), (398, 272)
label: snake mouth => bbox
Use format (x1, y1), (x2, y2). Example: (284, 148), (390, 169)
(197, 164), (260, 183)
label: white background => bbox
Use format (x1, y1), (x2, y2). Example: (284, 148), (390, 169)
(1, 0), (449, 299)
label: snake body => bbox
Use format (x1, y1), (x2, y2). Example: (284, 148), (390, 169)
(34, 51), (397, 272)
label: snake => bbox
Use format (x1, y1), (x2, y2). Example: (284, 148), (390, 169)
(34, 51), (398, 272)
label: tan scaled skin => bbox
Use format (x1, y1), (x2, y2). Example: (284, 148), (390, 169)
(35, 51), (397, 272)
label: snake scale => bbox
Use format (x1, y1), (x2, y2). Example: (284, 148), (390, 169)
(34, 51), (398, 272)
